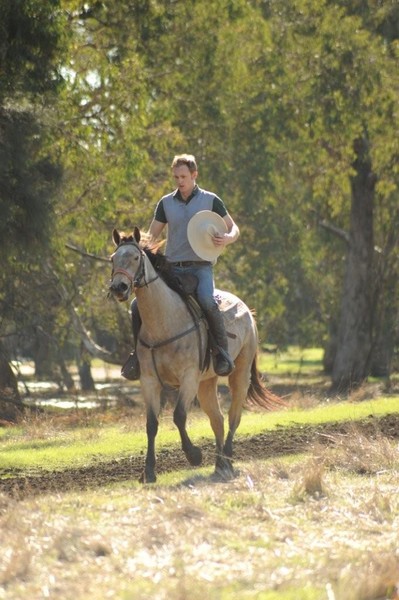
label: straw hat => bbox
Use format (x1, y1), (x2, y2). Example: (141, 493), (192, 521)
(187, 210), (228, 261)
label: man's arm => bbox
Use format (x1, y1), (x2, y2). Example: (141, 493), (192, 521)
(212, 197), (239, 248)
(212, 213), (239, 249)
(223, 213), (240, 245)
(147, 219), (166, 245)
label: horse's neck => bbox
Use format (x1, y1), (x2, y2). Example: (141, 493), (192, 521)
(136, 263), (190, 336)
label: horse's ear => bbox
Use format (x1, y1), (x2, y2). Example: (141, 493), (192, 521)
(133, 227), (141, 243)
(112, 228), (121, 246)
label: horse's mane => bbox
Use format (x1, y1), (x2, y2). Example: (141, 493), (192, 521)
(117, 231), (191, 301)
(143, 245), (193, 301)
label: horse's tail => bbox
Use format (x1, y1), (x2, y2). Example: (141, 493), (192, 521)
(247, 353), (287, 410)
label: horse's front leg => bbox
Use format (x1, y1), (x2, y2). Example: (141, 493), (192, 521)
(173, 383), (202, 467)
(139, 378), (162, 483)
(139, 405), (159, 483)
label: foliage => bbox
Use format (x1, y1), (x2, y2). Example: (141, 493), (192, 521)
(0, 0), (66, 254)
(0, 0), (65, 99)
(0, 0), (68, 395)
(0, 0), (398, 397)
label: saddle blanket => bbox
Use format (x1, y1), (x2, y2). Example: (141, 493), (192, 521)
(214, 289), (249, 323)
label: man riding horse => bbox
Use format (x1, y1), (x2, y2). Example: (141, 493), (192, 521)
(122, 153), (240, 380)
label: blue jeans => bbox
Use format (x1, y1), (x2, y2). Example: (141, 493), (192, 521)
(171, 263), (217, 311)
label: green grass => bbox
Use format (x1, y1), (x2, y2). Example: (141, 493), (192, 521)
(0, 426), (146, 472)
(259, 346), (324, 375)
(1, 347), (397, 476)
(1, 395), (398, 476)
(239, 395), (399, 435)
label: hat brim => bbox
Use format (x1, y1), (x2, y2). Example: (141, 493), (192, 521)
(187, 210), (228, 261)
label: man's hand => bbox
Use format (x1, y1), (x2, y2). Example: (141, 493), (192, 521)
(212, 232), (228, 248)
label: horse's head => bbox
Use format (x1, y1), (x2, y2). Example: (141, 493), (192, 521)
(108, 227), (145, 302)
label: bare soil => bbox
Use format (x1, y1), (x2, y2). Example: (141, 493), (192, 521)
(1, 412), (398, 500)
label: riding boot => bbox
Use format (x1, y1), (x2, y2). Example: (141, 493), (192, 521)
(121, 300), (142, 380)
(203, 306), (235, 376)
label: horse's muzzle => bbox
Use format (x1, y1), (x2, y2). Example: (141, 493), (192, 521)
(109, 281), (130, 302)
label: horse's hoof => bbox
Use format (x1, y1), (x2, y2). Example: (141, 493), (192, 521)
(213, 457), (235, 481)
(186, 446), (203, 466)
(139, 470), (157, 484)
(213, 468), (235, 482)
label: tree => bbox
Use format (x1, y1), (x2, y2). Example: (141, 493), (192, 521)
(49, 0), (399, 395)
(0, 340), (23, 420)
(286, 1), (399, 391)
(0, 0), (66, 416)
(303, 1), (397, 390)
(3, 0), (397, 406)
(200, 0), (399, 390)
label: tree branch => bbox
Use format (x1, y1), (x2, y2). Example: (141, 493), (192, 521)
(319, 219), (350, 245)
(43, 262), (115, 363)
(65, 243), (111, 263)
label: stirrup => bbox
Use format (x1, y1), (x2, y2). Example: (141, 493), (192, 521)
(213, 348), (234, 376)
(121, 352), (140, 380)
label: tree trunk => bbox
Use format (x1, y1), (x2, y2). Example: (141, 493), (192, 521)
(369, 301), (398, 380)
(59, 357), (76, 391)
(0, 342), (24, 422)
(78, 345), (95, 391)
(331, 137), (376, 393)
(33, 326), (57, 379)
(370, 336), (394, 378)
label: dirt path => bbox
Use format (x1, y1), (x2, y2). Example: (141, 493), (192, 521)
(1, 413), (398, 500)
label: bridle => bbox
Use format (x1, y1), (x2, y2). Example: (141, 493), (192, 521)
(111, 241), (159, 293)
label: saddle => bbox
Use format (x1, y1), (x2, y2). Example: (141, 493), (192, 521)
(175, 272), (245, 318)
(174, 273), (238, 357)
(174, 272), (198, 296)
(174, 272), (205, 322)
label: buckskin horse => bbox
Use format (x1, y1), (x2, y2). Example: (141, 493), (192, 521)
(109, 227), (284, 483)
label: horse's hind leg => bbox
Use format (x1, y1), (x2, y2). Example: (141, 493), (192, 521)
(197, 377), (234, 479)
(173, 381), (203, 467)
(224, 353), (251, 459)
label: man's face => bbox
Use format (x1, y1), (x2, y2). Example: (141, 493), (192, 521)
(172, 165), (197, 199)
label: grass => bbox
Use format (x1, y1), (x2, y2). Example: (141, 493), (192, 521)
(0, 398), (399, 473)
(1, 436), (398, 599)
(1, 348), (399, 599)
(1, 395), (399, 475)
(258, 346), (325, 375)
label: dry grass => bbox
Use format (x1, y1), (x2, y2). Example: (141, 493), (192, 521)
(320, 426), (399, 475)
(0, 427), (398, 600)
(335, 553), (399, 600)
(348, 384), (387, 404)
(291, 457), (329, 501)
(286, 391), (318, 410)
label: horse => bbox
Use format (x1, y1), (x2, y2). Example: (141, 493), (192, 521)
(108, 227), (284, 483)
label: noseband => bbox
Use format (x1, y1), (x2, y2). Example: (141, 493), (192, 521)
(111, 242), (159, 292)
